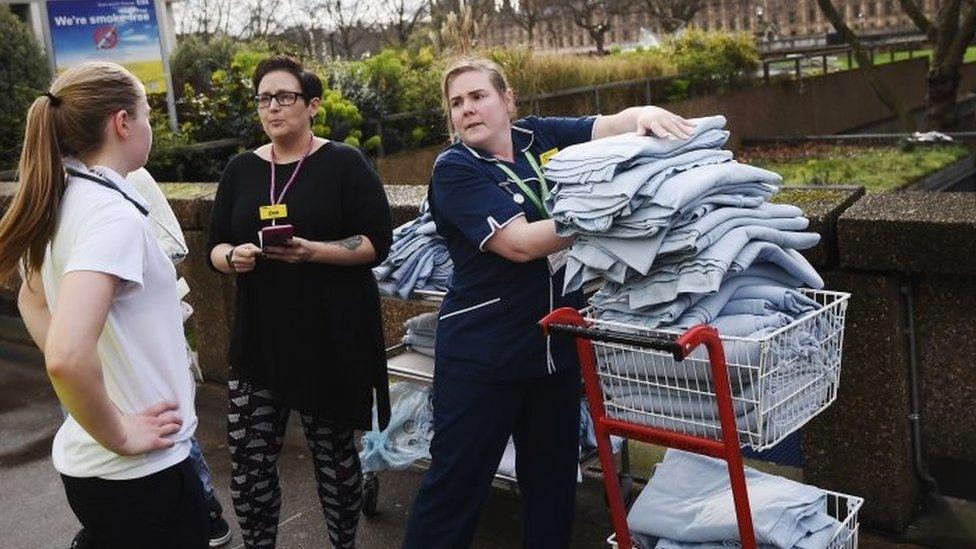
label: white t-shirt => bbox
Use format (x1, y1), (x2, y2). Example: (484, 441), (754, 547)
(42, 160), (197, 480)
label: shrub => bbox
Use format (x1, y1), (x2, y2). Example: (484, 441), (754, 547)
(490, 47), (674, 98)
(662, 29), (759, 92)
(169, 34), (239, 93)
(0, 6), (50, 171)
(151, 41), (371, 179)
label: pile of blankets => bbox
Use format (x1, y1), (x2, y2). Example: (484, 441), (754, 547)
(402, 311), (437, 357)
(545, 116), (837, 445)
(374, 201), (452, 299)
(627, 450), (849, 548)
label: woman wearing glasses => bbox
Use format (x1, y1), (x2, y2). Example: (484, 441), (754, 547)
(206, 54), (393, 549)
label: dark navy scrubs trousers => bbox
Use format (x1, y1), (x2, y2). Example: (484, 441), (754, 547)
(402, 368), (581, 549)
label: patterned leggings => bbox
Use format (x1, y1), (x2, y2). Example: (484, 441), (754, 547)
(227, 372), (362, 548)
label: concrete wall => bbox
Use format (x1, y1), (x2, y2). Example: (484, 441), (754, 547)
(801, 191), (976, 531)
(672, 58), (930, 150)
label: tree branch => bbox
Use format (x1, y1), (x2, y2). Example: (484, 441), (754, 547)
(899, 0), (936, 39)
(644, 0), (704, 34)
(932, 0), (962, 66)
(944, 1), (976, 71)
(817, 0), (916, 131)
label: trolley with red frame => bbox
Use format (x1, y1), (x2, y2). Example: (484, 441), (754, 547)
(539, 289), (862, 549)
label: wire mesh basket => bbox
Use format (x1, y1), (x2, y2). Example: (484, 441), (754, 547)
(607, 489), (864, 548)
(585, 289), (850, 451)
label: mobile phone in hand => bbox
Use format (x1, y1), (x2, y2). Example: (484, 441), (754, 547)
(259, 224), (294, 248)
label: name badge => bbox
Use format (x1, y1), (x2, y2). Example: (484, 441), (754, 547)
(539, 147), (559, 167)
(259, 204), (288, 220)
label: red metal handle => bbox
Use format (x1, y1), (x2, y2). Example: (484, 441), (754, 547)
(540, 310), (758, 549)
(677, 325), (757, 549)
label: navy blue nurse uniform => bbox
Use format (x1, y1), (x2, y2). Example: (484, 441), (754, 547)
(402, 115), (595, 549)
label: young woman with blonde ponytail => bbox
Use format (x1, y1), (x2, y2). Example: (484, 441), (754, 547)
(0, 61), (208, 548)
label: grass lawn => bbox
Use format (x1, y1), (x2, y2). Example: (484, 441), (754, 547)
(835, 45), (976, 70)
(740, 143), (971, 192)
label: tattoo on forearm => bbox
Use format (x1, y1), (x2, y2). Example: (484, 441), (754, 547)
(330, 235), (363, 251)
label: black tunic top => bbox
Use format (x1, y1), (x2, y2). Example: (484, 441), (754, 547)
(207, 142), (393, 430)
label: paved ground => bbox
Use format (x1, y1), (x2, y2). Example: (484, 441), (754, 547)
(0, 340), (936, 549)
(0, 341), (617, 549)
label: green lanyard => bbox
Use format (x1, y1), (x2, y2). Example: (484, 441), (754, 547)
(494, 152), (549, 219)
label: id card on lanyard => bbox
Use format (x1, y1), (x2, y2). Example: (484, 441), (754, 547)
(261, 134), (314, 224)
(494, 152), (567, 274)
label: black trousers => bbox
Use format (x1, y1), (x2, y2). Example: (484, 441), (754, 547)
(403, 369), (582, 549)
(61, 457), (208, 549)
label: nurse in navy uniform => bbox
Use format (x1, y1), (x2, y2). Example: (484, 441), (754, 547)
(402, 57), (695, 549)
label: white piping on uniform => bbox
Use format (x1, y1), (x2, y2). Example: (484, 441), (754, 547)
(546, 272), (556, 374)
(511, 125), (536, 152)
(479, 212), (526, 251)
(439, 297), (502, 321)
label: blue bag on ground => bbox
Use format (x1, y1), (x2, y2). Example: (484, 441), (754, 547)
(360, 382), (434, 472)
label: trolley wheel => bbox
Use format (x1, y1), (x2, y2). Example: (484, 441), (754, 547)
(362, 472), (379, 517)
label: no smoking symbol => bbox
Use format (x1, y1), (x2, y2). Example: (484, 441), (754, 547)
(93, 25), (118, 50)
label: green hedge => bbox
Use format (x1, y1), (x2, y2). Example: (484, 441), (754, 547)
(0, 6), (50, 172)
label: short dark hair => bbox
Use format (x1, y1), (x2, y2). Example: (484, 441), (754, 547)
(252, 54), (323, 102)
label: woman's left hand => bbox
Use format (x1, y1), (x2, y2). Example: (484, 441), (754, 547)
(636, 106), (696, 140)
(263, 237), (316, 263)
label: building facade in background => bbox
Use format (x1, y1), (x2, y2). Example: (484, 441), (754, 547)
(482, 0), (945, 53)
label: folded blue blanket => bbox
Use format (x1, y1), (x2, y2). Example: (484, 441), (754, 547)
(594, 242), (821, 311)
(627, 450), (845, 549)
(402, 312), (438, 355)
(374, 202), (453, 299)
(545, 116), (730, 183)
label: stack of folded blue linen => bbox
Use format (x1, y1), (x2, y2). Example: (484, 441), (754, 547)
(374, 201), (452, 299)
(546, 116), (837, 444)
(545, 115), (821, 300)
(402, 312), (437, 357)
(627, 450), (847, 549)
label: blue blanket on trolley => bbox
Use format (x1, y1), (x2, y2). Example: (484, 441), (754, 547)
(374, 202), (452, 299)
(402, 312), (438, 357)
(628, 450), (847, 549)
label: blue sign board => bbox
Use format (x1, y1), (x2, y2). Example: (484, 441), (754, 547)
(46, 0), (168, 93)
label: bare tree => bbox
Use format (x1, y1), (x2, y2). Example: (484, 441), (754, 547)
(816, 0), (915, 131)
(558, 0), (634, 54)
(240, 0), (288, 40)
(898, 0), (976, 130)
(643, 0), (703, 34)
(507, 0), (545, 44)
(324, 0), (378, 57)
(384, 0), (431, 48)
(175, 0), (234, 39)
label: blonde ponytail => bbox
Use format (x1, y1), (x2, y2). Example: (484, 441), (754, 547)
(0, 61), (142, 288)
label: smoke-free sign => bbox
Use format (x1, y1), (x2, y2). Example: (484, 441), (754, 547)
(47, 0), (167, 93)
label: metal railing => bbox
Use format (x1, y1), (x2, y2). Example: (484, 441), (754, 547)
(760, 38), (929, 83)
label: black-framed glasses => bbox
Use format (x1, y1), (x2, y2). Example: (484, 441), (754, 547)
(254, 91), (305, 108)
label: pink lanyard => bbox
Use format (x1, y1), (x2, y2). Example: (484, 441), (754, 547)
(269, 134), (315, 220)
